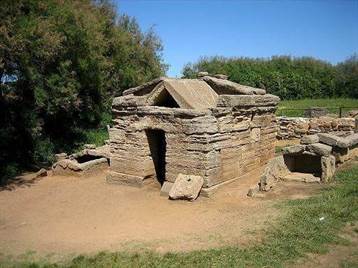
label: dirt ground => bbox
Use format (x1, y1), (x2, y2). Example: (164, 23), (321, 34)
(0, 166), (324, 262)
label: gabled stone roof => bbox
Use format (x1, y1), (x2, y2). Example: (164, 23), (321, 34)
(119, 75), (271, 111)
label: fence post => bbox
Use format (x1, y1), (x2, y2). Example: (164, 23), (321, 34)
(339, 107), (342, 118)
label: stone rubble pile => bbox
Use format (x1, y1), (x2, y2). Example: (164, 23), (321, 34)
(52, 144), (110, 176)
(249, 132), (358, 196)
(277, 116), (356, 139)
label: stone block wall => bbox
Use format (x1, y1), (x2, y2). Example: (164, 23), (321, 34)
(107, 94), (279, 191)
(277, 116), (356, 139)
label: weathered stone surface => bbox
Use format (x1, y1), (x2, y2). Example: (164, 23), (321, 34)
(216, 94), (280, 108)
(169, 174), (204, 201)
(55, 153), (67, 162)
(282, 145), (306, 155)
(346, 133), (358, 146)
(203, 76), (266, 95)
(84, 144), (96, 149)
(318, 133), (350, 148)
(85, 145), (111, 159)
(52, 159), (82, 175)
(301, 134), (319, 144)
(347, 109), (358, 118)
(282, 172), (320, 183)
(106, 171), (144, 187)
(108, 76), (279, 193)
(53, 156), (108, 176)
(247, 185), (264, 197)
(321, 155), (336, 182)
(307, 143), (332, 156)
(122, 77), (165, 96)
(277, 116), (355, 140)
(35, 168), (47, 178)
(259, 156), (290, 191)
(213, 74), (228, 80)
(160, 181), (174, 196)
(80, 158), (108, 171)
(197, 71), (209, 77)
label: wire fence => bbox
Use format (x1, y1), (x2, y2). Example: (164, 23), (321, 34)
(276, 107), (358, 118)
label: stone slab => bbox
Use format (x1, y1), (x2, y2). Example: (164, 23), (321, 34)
(307, 143), (332, 156)
(301, 134), (319, 144)
(160, 181), (174, 196)
(106, 171), (144, 187)
(169, 174), (204, 201)
(282, 172), (320, 183)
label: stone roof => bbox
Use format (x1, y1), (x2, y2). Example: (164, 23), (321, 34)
(120, 75), (271, 111)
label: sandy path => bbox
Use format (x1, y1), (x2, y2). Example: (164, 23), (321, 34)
(0, 168), (319, 261)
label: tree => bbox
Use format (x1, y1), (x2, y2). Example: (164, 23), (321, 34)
(0, 0), (167, 182)
(336, 54), (358, 98)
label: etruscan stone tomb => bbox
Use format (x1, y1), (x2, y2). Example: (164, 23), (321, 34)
(107, 75), (280, 195)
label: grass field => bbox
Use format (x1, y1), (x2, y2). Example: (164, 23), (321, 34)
(3, 162), (358, 268)
(277, 98), (358, 117)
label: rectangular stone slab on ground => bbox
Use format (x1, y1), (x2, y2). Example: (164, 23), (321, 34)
(169, 174), (204, 201)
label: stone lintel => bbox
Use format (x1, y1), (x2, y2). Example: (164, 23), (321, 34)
(216, 94), (280, 108)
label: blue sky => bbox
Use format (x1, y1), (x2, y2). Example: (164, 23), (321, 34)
(115, 0), (358, 77)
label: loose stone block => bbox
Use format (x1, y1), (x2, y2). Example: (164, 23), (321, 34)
(259, 156), (290, 191)
(160, 181), (174, 196)
(321, 155), (336, 182)
(169, 174), (204, 201)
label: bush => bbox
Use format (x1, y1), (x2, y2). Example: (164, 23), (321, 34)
(183, 55), (357, 100)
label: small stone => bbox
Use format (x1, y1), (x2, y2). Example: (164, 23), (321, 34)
(307, 143), (332, 156)
(301, 134), (319, 144)
(160, 181), (174, 196)
(259, 156), (290, 191)
(213, 74), (228, 80)
(55, 153), (67, 162)
(35, 168), (47, 178)
(197, 71), (209, 77)
(169, 174), (204, 201)
(84, 144), (96, 149)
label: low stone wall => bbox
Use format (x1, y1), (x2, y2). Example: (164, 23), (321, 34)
(277, 116), (356, 139)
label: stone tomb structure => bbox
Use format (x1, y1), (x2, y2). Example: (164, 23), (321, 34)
(107, 75), (280, 195)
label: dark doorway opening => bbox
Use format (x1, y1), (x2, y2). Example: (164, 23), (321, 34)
(75, 154), (103, 163)
(145, 129), (166, 185)
(153, 89), (180, 108)
(283, 154), (322, 177)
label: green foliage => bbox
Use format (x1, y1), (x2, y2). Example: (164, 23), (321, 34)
(33, 138), (55, 166)
(336, 54), (358, 98)
(81, 128), (109, 148)
(0, 0), (166, 182)
(4, 163), (358, 267)
(183, 55), (357, 100)
(277, 98), (358, 117)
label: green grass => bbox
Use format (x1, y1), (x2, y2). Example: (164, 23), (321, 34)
(277, 98), (358, 117)
(2, 163), (358, 268)
(81, 128), (109, 147)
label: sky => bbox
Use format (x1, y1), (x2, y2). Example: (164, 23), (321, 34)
(115, 0), (358, 77)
